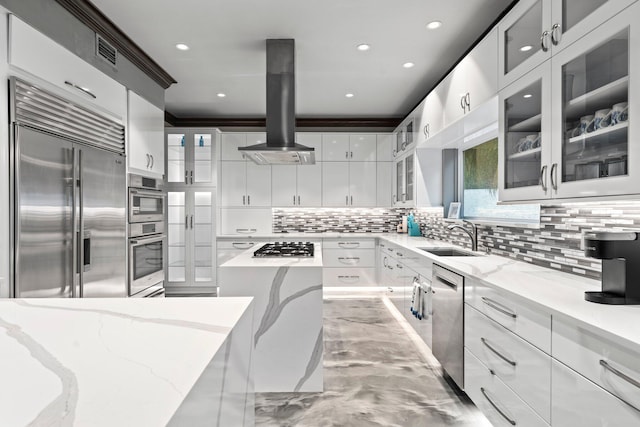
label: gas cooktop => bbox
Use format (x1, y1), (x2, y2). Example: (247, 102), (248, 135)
(253, 242), (315, 258)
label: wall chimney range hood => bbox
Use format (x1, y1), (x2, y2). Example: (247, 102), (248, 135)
(239, 39), (315, 165)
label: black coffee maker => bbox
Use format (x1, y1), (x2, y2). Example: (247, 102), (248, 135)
(583, 231), (640, 304)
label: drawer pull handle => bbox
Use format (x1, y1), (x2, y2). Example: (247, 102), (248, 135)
(235, 228), (257, 234)
(480, 387), (516, 426)
(600, 360), (640, 390)
(482, 297), (517, 319)
(396, 251), (404, 257)
(337, 275), (360, 282)
(481, 337), (517, 367)
(338, 257), (360, 264)
(338, 242), (360, 248)
(232, 242), (255, 249)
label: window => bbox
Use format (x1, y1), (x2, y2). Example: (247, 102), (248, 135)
(463, 138), (539, 222)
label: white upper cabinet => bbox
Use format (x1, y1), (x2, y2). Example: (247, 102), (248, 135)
(349, 134), (377, 161)
(349, 162), (377, 206)
(376, 134), (394, 162)
(128, 90), (165, 178)
(322, 134), (350, 161)
(417, 92), (444, 144)
(220, 161), (272, 207)
(499, 3), (639, 202)
(271, 165), (297, 207)
(322, 162), (376, 207)
(271, 163), (322, 207)
(443, 29), (498, 127)
(498, 0), (636, 89)
(9, 15), (127, 121)
(297, 133), (323, 160)
(166, 129), (218, 186)
(322, 162), (350, 206)
(220, 133), (247, 161)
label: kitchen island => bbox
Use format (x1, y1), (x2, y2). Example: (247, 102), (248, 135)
(219, 244), (323, 392)
(0, 297), (254, 426)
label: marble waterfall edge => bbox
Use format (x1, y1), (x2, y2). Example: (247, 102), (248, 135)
(219, 248), (323, 392)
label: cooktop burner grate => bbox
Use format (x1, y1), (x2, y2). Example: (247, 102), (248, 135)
(253, 242), (314, 257)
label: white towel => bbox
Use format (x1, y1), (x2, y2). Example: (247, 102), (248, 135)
(410, 283), (418, 315)
(417, 286), (424, 320)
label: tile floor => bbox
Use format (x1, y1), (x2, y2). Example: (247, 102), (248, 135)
(255, 292), (491, 427)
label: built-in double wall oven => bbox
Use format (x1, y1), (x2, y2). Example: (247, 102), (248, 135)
(128, 174), (165, 297)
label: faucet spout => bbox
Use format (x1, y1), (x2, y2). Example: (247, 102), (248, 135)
(447, 220), (478, 251)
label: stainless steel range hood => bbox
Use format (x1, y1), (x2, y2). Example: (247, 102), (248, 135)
(239, 39), (315, 165)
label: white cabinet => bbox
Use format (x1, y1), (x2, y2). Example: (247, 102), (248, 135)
(393, 150), (415, 206)
(323, 239), (377, 287)
(220, 161), (271, 207)
(322, 134), (376, 161)
(166, 190), (216, 291)
(166, 129), (218, 186)
(322, 162), (376, 207)
(376, 162), (393, 207)
(417, 91), (444, 144)
(442, 29), (498, 127)
(499, 6), (640, 202)
(219, 208), (273, 235)
(552, 359), (640, 427)
(127, 91), (165, 178)
(393, 117), (416, 158)
(498, 0), (636, 89)
(376, 134), (394, 161)
(8, 15), (127, 120)
(272, 164), (322, 206)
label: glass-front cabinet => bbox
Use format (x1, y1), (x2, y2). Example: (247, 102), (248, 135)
(166, 189), (216, 289)
(393, 151), (416, 206)
(499, 0), (635, 88)
(499, 4), (639, 202)
(165, 128), (218, 186)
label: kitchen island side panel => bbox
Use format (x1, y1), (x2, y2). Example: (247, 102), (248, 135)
(219, 266), (323, 392)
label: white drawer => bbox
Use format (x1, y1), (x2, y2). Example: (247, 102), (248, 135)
(322, 239), (376, 249)
(465, 304), (551, 423)
(465, 278), (551, 354)
(552, 317), (640, 412)
(9, 15), (126, 120)
(465, 349), (549, 427)
(323, 249), (375, 267)
(552, 359), (640, 426)
(323, 268), (376, 286)
(379, 242), (401, 258)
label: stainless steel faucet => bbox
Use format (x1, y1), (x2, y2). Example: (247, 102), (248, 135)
(447, 220), (478, 251)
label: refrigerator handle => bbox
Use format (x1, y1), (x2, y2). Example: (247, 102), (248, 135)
(77, 149), (84, 298)
(72, 147), (79, 297)
(83, 231), (92, 272)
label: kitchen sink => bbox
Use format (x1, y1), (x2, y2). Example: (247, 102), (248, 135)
(418, 247), (481, 257)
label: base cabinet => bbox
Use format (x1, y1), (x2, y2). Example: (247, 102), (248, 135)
(551, 359), (640, 427)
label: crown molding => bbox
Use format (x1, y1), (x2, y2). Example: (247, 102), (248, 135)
(54, 0), (177, 89)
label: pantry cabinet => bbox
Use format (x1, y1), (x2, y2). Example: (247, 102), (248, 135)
(498, 0), (636, 89)
(499, 5), (639, 202)
(128, 91), (165, 178)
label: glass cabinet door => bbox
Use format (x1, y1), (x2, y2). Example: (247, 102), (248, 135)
(166, 132), (186, 184)
(193, 133), (215, 185)
(503, 0), (545, 75)
(395, 160), (404, 204)
(561, 0), (607, 33)
(405, 154), (414, 202)
(167, 191), (186, 284)
(193, 191), (214, 285)
(556, 27), (629, 192)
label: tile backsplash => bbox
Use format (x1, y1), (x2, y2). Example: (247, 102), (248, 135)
(274, 202), (640, 281)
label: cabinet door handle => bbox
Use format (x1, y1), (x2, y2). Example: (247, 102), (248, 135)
(550, 163), (558, 191)
(185, 215), (188, 229)
(540, 30), (550, 52)
(247, 195), (250, 205)
(350, 151), (353, 158)
(465, 92), (470, 112)
(190, 215), (194, 229)
(460, 95), (466, 111)
(345, 151), (349, 159)
(243, 195), (246, 205)
(392, 149), (397, 157)
(185, 170), (188, 184)
(346, 195), (349, 205)
(393, 194), (397, 203)
(600, 360), (640, 390)
(350, 195), (353, 205)
(190, 170), (193, 184)
(396, 263), (403, 269)
(423, 124), (430, 138)
(297, 195), (301, 205)
(64, 80), (97, 99)
(293, 195), (296, 205)
(481, 297), (517, 319)
(150, 155), (154, 169)
(481, 337), (517, 366)
(383, 256), (388, 267)
(146, 153), (150, 168)
(551, 23), (562, 45)
(539, 165), (548, 192)
(480, 387), (516, 426)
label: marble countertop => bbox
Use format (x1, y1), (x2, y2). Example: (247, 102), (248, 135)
(377, 234), (640, 353)
(217, 232), (380, 240)
(0, 297), (253, 426)
(221, 244), (323, 268)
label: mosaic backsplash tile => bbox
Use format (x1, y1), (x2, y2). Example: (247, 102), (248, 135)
(274, 202), (640, 281)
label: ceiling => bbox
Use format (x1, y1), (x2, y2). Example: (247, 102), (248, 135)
(91, 0), (514, 120)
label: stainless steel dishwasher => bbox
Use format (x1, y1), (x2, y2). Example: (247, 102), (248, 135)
(432, 263), (464, 389)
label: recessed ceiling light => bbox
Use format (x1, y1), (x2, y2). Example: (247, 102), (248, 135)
(357, 44), (370, 51)
(175, 43), (190, 51)
(345, 93), (354, 98)
(520, 45), (533, 52)
(217, 93), (226, 98)
(403, 62), (415, 68)
(523, 94), (532, 98)
(426, 21), (442, 30)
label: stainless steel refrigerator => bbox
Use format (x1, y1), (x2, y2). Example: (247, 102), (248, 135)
(10, 78), (127, 298)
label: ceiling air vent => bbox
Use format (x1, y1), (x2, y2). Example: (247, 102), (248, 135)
(96, 34), (117, 67)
